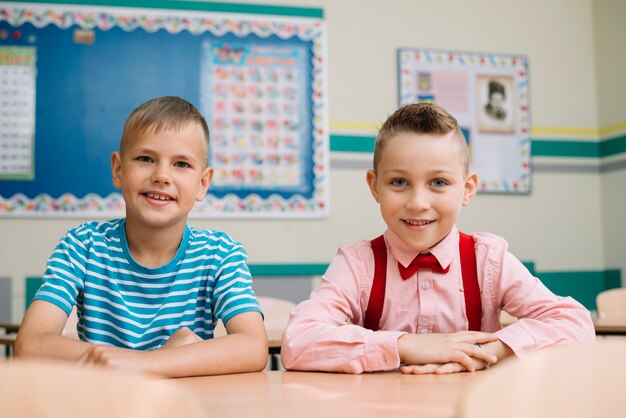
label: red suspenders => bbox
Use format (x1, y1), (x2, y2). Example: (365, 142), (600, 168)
(363, 232), (481, 332)
(363, 235), (387, 331)
(458, 232), (481, 332)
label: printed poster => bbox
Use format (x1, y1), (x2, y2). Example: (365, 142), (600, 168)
(399, 48), (531, 193)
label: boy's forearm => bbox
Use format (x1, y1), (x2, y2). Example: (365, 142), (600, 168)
(148, 333), (269, 377)
(18, 331), (267, 377)
(15, 300), (92, 361)
(15, 332), (93, 361)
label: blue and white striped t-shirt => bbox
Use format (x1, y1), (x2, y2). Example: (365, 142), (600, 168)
(35, 219), (262, 350)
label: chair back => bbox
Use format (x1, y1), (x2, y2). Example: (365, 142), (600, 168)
(257, 296), (296, 331)
(596, 287), (626, 319)
(0, 360), (204, 418)
(213, 296), (295, 337)
(458, 341), (626, 418)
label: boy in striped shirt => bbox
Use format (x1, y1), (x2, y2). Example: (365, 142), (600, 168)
(15, 96), (268, 376)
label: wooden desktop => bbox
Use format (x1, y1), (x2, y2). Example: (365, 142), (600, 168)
(175, 370), (481, 418)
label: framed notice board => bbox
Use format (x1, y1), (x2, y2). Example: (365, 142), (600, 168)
(0, 1), (329, 218)
(398, 48), (531, 194)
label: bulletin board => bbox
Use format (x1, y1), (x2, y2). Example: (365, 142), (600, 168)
(0, 1), (329, 218)
(398, 48), (531, 193)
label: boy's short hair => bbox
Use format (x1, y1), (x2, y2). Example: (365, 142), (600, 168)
(120, 96), (210, 166)
(373, 102), (469, 174)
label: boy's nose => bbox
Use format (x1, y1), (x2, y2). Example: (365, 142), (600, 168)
(151, 164), (171, 184)
(406, 189), (430, 211)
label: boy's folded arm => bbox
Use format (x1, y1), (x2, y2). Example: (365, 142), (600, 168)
(494, 253), (596, 356)
(142, 311), (268, 377)
(64, 311), (268, 377)
(281, 291), (407, 374)
(282, 246), (407, 374)
(282, 315), (405, 374)
(17, 301), (267, 377)
(14, 300), (94, 360)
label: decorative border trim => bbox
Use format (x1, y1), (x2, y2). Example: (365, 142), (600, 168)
(4, 0), (324, 18)
(1, 2), (323, 39)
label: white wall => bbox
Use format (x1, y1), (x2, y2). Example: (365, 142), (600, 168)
(594, 0), (626, 283)
(1, 0), (622, 320)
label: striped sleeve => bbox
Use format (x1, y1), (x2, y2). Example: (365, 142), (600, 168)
(209, 233), (262, 324)
(35, 227), (88, 315)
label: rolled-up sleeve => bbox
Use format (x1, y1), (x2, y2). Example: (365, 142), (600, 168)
(281, 243), (405, 373)
(491, 250), (596, 357)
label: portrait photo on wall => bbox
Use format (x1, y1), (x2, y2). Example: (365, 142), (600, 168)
(477, 75), (515, 134)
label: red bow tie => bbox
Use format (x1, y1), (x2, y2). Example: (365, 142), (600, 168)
(398, 253), (449, 280)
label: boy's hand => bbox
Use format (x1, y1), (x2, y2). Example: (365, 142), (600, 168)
(399, 359), (484, 375)
(77, 345), (151, 374)
(160, 327), (202, 350)
(398, 338), (513, 374)
(397, 331), (498, 372)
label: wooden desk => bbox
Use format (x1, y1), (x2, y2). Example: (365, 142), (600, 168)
(594, 318), (626, 336)
(175, 370), (480, 418)
(0, 323), (19, 357)
(0, 334), (16, 353)
(0, 323), (20, 333)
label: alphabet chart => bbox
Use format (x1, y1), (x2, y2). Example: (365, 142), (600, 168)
(201, 42), (309, 193)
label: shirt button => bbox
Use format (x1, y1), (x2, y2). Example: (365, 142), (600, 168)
(420, 329), (429, 334)
(422, 282), (430, 290)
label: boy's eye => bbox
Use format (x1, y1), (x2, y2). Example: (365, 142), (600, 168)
(431, 178), (448, 188)
(390, 178), (408, 187)
(137, 156), (152, 163)
(175, 161), (190, 169)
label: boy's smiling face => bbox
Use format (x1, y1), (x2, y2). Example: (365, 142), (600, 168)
(366, 131), (477, 253)
(112, 122), (213, 234)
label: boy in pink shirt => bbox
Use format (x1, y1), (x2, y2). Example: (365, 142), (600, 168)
(281, 103), (595, 374)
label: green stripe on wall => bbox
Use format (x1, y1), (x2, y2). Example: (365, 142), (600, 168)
(601, 133), (626, 157)
(531, 140), (600, 158)
(26, 267), (621, 311)
(7, 0), (324, 18)
(250, 263), (328, 276)
(251, 262), (539, 276)
(537, 270), (621, 311)
(25, 277), (42, 310)
(330, 135), (375, 153)
(248, 262), (616, 311)
(330, 134), (626, 159)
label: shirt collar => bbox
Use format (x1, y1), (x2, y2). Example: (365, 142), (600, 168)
(384, 225), (459, 269)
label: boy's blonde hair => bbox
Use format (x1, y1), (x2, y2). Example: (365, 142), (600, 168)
(373, 102), (469, 174)
(120, 96), (210, 166)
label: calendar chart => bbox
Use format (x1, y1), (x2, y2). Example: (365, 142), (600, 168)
(0, 46), (35, 180)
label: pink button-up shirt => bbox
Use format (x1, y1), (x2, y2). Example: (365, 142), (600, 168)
(281, 227), (595, 373)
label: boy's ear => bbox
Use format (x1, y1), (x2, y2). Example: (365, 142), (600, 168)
(462, 171), (479, 206)
(196, 167), (214, 201)
(366, 169), (380, 203)
(111, 152), (123, 189)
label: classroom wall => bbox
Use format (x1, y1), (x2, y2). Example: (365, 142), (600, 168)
(1, 0), (624, 321)
(593, 0), (626, 282)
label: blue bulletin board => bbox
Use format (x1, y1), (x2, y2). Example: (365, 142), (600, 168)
(0, 1), (329, 217)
